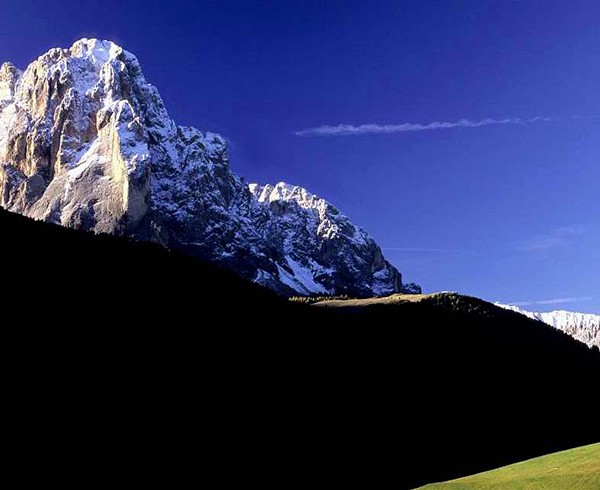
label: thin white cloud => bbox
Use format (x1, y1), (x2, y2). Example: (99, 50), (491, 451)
(521, 225), (585, 252)
(383, 247), (461, 252)
(294, 116), (553, 137)
(509, 296), (593, 307)
(536, 296), (593, 305)
(383, 247), (476, 255)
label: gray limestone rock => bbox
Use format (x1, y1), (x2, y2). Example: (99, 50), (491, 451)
(0, 39), (415, 297)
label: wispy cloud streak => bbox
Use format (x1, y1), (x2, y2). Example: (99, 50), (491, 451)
(294, 116), (553, 137)
(521, 226), (585, 252)
(510, 296), (593, 307)
(383, 247), (475, 255)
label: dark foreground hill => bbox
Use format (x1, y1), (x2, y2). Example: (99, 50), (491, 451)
(1, 207), (598, 489)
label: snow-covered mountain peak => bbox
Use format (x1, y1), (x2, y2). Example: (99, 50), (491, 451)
(0, 39), (412, 297)
(69, 38), (124, 65)
(250, 182), (332, 211)
(496, 303), (599, 348)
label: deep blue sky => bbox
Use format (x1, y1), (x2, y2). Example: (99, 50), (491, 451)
(1, 0), (598, 312)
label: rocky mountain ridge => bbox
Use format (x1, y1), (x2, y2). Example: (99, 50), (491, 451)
(0, 39), (414, 296)
(496, 303), (599, 348)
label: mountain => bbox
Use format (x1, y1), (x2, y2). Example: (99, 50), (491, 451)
(496, 303), (599, 349)
(2, 39), (597, 488)
(0, 38), (408, 297)
(2, 207), (599, 489)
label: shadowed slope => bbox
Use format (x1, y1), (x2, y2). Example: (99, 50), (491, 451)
(1, 207), (598, 489)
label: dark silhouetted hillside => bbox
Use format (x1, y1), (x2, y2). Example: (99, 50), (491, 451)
(1, 208), (598, 489)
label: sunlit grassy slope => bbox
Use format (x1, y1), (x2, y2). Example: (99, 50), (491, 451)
(417, 443), (600, 489)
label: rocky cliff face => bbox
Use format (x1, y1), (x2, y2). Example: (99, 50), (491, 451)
(0, 39), (410, 296)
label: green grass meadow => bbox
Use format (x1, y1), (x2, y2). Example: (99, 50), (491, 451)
(418, 443), (600, 489)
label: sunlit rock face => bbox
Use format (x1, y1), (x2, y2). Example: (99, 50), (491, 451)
(0, 39), (410, 297)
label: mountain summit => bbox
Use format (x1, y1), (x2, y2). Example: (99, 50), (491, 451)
(0, 39), (409, 296)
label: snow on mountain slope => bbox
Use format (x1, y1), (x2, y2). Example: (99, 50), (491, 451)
(496, 303), (599, 348)
(0, 39), (412, 296)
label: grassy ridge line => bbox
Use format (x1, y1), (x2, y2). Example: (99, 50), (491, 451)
(417, 443), (600, 489)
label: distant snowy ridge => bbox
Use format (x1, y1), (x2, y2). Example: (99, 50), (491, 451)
(0, 39), (415, 297)
(496, 303), (599, 348)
